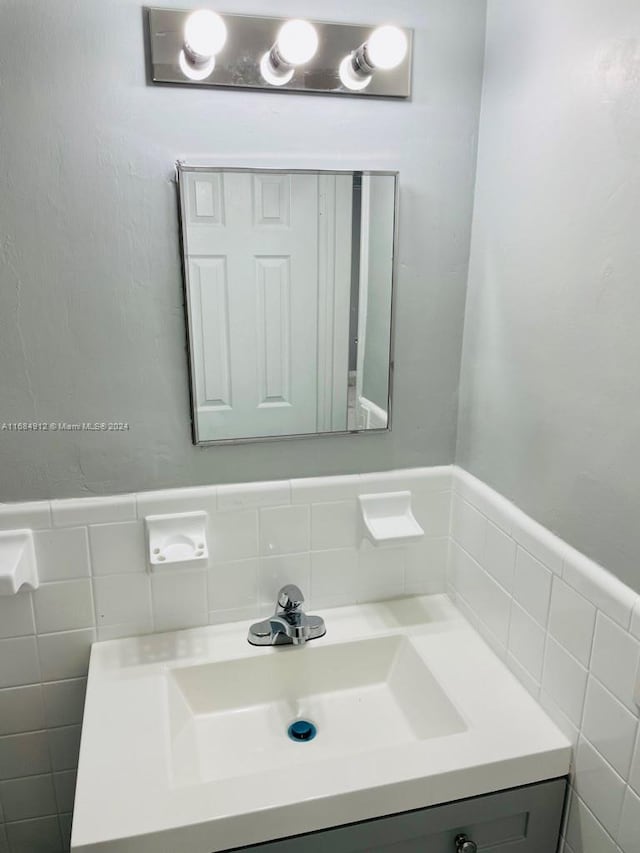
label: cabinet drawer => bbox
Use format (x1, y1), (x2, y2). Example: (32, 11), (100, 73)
(227, 778), (567, 853)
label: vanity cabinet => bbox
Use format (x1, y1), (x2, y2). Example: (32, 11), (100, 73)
(229, 778), (566, 853)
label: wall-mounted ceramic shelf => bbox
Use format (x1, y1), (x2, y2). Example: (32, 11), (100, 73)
(0, 530), (39, 595)
(359, 491), (424, 547)
(145, 512), (209, 571)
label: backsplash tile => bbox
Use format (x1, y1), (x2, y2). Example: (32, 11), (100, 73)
(88, 521), (145, 576)
(449, 467), (640, 853)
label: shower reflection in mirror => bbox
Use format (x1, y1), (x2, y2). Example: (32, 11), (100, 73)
(177, 166), (397, 445)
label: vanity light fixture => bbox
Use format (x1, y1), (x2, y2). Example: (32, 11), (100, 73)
(260, 19), (319, 87)
(146, 8), (413, 99)
(339, 25), (409, 91)
(180, 9), (227, 80)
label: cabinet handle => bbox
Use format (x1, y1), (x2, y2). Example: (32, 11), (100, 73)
(455, 834), (478, 853)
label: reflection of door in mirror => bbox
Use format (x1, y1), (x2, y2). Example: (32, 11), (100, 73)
(181, 170), (352, 442)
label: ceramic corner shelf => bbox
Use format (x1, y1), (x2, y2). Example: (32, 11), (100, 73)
(359, 491), (424, 547)
(0, 529), (39, 595)
(145, 511), (209, 571)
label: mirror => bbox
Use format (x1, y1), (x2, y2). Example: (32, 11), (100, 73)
(177, 165), (397, 444)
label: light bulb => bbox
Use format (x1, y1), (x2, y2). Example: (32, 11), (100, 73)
(339, 55), (372, 91)
(276, 19), (319, 66)
(183, 9), (227, 65)
(366, 25), (408, 70)
(260, 51), (294, 86)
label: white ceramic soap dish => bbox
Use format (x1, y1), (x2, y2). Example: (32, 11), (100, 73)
(359, 491), (424, 548)
(145, 511), (209, 571)
(0, 530), (39, 595)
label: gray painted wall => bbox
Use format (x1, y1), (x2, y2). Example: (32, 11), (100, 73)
(0, 0), (486, 500)
(457, 0), (640, 590)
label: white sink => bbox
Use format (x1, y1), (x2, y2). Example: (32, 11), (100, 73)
(168, 634), (466, 786)
(72, 595), (570, 853)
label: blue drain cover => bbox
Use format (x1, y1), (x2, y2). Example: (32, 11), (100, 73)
(288, 719), (317, 742)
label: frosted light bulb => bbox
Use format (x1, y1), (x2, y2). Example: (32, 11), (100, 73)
(366, 25), (408, 70)
(183, 9), (227, 64)
(339, 55), (372, 91)
(276, 20), (319, 66)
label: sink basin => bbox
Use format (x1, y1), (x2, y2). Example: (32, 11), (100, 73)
(168, 635), (466, 786)
(72, 595), (570, 853)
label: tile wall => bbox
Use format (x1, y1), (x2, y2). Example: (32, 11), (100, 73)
(0, 467), (451, 852)
(449, 469), (640, 853)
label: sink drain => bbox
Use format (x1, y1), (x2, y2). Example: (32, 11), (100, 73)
(287, 719), (317, 742)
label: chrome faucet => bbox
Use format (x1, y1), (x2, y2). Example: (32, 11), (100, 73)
(247, 584), (326, 647)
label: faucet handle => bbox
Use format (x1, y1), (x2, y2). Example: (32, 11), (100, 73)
(277, 584), (304, 611)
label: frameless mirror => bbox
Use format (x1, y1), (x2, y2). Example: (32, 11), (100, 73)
(177, 165), (397, 444)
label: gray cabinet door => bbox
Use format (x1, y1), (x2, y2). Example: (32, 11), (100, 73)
(227, 778), (567, 853)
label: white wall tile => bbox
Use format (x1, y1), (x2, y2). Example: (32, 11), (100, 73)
(34, 527), (90, 582)
(33, 580), (94, 634)
(581, 677), (638, 779)
(451, 496), (487, 561)
(208, 606), (257, 626)
(208, 559), (259, 612)
(88, 521), (145, 575)
(217, 481), (290, 511)
(411, 490), (452, 538)
(0, 638), (40, 688)
(291, 474), (361, 505)
(357, 547), (405, 604)
(311, 501), (357, 550)
(0, 502), (51, 531)
(37, 630), (95, 682)
(136, 486), (217, 518)
(93, 574), (151, 632)
(5, 816), (62, 852)
(508, 601), (545, 683)
(510, 513), (565, 575)
(0, 774), (56, 821)
(565, 792), (618, 853)
(258, 554), (311, 614)
(628, 730), (640, 804)
(574, 736), (626, 837)
(151, 572), (208, 633)
(48, 725), (81, 772)
(631, 599), (640, 642)
(359, 467), (452, 495)
(618, 786), (640, 853)
(53, 770), (76, 814)
(453, 467), (518, 532)
(591, 612), (640, 713)
(311, 549), (359, 609)
(506, 652), (540, 700)
(404, 538), (448, 595)
(513, 547), (552, 627)
(482, 522), (516, 592)
(259, 505), (309, 556)
(542, 636), (588, 727)
(563, 545), (636, 629)
(548, 577), (596, 667)
(51, 495), (135, 528)
(0, 731), (50, 779)
(450, 544), (511, 646)
(42, 679), (86, 728)
(0, 593), (34, 639)
(209, 510), (258, 562)
(539, 691), (579, 748)
(0, 686), (45, 736)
